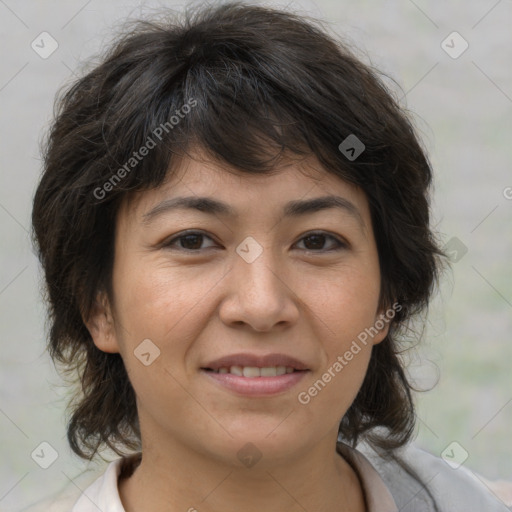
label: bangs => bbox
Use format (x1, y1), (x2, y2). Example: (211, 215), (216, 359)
(87, 19), (379, 201)
(98, 61), (315, 197)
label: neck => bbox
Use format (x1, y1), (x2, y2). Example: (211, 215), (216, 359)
(118, 436), (366, 512)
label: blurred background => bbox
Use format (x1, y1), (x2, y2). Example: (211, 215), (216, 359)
(0, 0), (511, 509)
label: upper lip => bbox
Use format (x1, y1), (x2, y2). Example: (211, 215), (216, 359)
(202, 353), (310, 371)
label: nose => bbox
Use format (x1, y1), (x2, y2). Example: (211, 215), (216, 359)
(218, 245), (300, 332)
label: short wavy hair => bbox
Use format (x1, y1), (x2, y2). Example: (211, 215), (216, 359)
(32, 1), (446, 461)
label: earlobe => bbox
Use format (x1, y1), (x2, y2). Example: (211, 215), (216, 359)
(372, 322), (390, 346)
(372, 309), (392, 346)
(83, 291), (120, 354)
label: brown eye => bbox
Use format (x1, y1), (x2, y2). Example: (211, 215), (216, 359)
(164, 231), (217, 251)
(178, 234), (204, 250)
(296, 232), (346, 252)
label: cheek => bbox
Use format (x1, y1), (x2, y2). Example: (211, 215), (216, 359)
(302, 264), (381, 345)
(110, 258), (227, 406)
(113, 257), (221, 344)
(292, 265), (380, 424)
(110, 262), (212, 423)
(296, 310), (376, 433)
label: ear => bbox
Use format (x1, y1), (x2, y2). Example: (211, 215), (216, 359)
(371, 304), (396, 346)
(83, 291), (120, 354)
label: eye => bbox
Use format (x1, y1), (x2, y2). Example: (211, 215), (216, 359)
(162, 230), (347, 253)
(295, 231), (347, 252)
(163, 231), (218, 251)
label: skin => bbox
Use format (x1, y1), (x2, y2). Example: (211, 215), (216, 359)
(85, 149), (391, 512)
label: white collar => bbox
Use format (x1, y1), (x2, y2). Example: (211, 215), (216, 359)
(71, 443), (397, 511)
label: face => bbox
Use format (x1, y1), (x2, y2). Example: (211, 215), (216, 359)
(87, 150), (390, 468)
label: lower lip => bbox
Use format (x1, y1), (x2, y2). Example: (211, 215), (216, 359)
(201, 369), (309, 396)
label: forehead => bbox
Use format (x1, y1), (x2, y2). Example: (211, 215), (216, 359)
(126, 150), (365, 210)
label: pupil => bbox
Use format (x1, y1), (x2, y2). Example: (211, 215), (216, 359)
(182, 234), (202, 249)
(306, 234), (324, 249)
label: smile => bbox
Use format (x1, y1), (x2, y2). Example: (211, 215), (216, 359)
(204, 365), (298, 377)
(201, 367), (309, 396)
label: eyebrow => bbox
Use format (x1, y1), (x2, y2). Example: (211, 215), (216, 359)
(142, 195), (365, 230)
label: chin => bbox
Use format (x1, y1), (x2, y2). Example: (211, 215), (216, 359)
(205, 424), (308, 468)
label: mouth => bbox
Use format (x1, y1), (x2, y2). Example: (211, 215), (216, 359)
(201, 365), (306, 377)
(200, 353), (310, 396)
(202, 352), (310, 373)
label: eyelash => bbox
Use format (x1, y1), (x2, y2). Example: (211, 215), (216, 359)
(162, 230), (347, 253)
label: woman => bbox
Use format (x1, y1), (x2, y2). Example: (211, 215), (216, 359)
(27, 2), (506, 511)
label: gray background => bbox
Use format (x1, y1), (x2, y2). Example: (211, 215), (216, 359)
(1, 0), (511, 510)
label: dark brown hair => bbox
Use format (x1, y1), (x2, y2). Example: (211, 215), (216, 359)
(32, 1), (446, 461)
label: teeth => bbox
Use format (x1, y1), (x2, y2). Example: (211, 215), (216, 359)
(230, 365), (243, 376)
(260, 367), (277, 377)
(210, 366), (297, 377)
(243, 366), (261, 378)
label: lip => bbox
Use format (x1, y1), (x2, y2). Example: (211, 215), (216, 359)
(200, 352), (311, 397)
(202, 352), (310, 371)
(201, 369), (309, 396)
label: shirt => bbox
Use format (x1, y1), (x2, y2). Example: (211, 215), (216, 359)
(21, 441), (509, 511)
